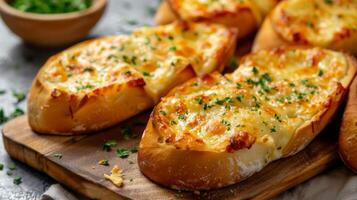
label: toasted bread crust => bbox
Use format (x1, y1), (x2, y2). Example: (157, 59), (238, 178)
(138, 49), (357, 190)
(339, 71), (357, 174)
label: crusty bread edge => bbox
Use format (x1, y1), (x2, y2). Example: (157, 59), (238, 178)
(339, 61), (357, 174)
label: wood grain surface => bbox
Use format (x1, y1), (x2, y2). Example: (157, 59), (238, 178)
(1, 112), (341, 200)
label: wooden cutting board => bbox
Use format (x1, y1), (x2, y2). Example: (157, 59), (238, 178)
(2, 113), (341, 200)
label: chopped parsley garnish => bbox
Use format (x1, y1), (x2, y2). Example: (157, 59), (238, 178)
(83, 67), (94, 72)
(76, 84), (94, 91)
(318, 69), (324, 77)
(12, 91), (26, 103)
(127, 19), (138, 25)
(178, 114), (186, 121)
(236, 83), (242, 89)
(116, 148), (129, 158)
(227, 57), (238, 69)
(13, 177), (22, 185)
(324, 0), (333, 5)
(0, 108), (8, 124)
(246, 73), (272, 92)
(274, 114), (282, 122)
(261, 73), (272, 82)
(8, 163), (16, 171)
(236, 95), (244, 102)
(7, 171), (12, 176)
(169, 46), (177, 51)
(159, 110), (167, 115)
(9, 108), (24, 119)
(252, 66), (259, 75)
(270, 127), (277, 133)
(11, 0), (92, 14)
(0, 163), (3, 170)
(103, 140), (117, 152)
(289, 82), (296, 87)
(221, 120), (231, 131)
(121, 124), (132, 140)
(98, 159), (109, 166)
(214, 97), (232, 105)
(297, 92), (306, 100)
(142, 71), (151, 77)
(195, 97), (204, 105)
(168, 35), (174, 40)
(146, 5), (156, 16)
(0, 90), (5, 95)
(53, 153), (62, 159)
(170, 120), (178, 125)
(306, 21), (314, 28)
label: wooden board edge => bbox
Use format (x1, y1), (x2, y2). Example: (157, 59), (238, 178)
(2, 133), (127, 200)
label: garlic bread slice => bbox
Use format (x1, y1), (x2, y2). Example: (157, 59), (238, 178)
(28, 22), (237, 134)
(138, 47), (356, 190)
(253, 0), (357, 54)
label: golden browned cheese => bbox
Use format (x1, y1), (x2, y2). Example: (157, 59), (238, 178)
(254, 0), (357, 54)
(138, 47), (357, 190)
(28, 21), (237, 134)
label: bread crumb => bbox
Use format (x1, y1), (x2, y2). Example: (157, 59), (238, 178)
(104, 165), (124, 187)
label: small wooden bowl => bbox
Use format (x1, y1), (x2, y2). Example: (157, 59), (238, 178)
(0, 0), (107, 48)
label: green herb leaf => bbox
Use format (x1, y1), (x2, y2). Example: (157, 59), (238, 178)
(121, 125), (132, 140)
(116, 148), (129, 158)
(12, 91), (26, 103)
(0, 108), (8, 124)
(103, 140), (117, 152)
(98, 159), (109, 166)
(227, 57), (238, 69)
(9, 108), (24, 119)
(12, 0), (92, 14)
(13, 176), (22, 185)
(0, 163), (3, 170)
(8, 163), (16, 171)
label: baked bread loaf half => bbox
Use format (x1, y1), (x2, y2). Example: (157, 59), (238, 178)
(138, 47), (357, 190)
(339, 76), (357, 173)
(155, 0), (280, 40)
(28, 21), (237, 135)
(253, 0), (357, 54)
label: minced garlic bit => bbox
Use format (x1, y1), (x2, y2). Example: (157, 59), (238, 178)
(104, 165), (124, 187)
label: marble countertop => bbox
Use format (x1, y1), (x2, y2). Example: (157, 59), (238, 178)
(0, 1), (355, 200)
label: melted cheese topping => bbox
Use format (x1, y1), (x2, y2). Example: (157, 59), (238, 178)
(156, 48), (347, 155)
(272, 0), (357, 46)
(170, 0), (262, 24)
(41, 22), (233, 100)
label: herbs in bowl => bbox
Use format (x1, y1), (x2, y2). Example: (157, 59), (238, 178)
(0, 0), (107, 47)
(11, 0), (92, 14)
